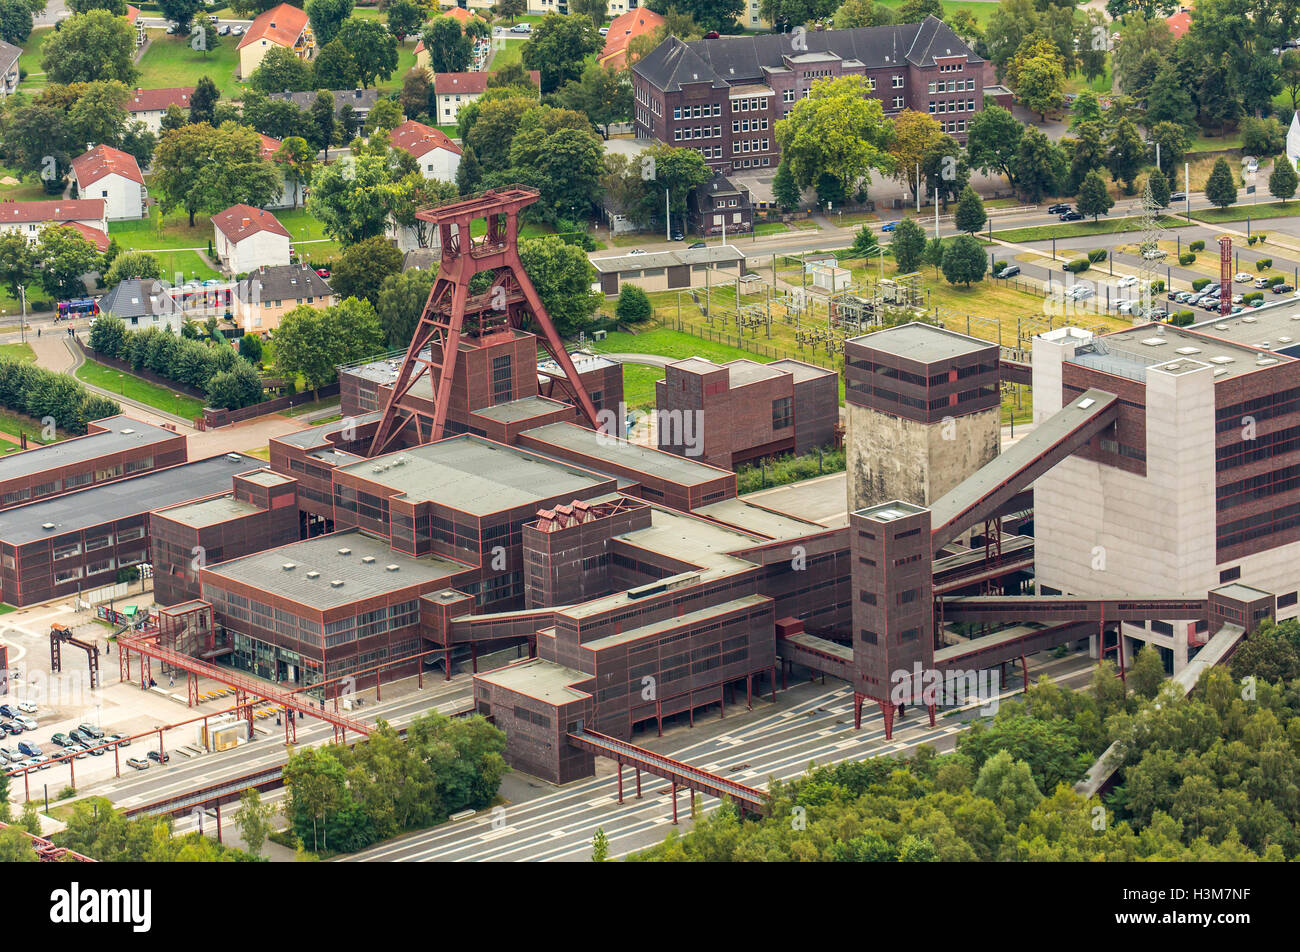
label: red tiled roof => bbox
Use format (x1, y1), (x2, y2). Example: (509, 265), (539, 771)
(212, 204), (291, 243)
(600, 8), (664, 67)
(444, 6), (479, 23)
(1166, 9), (1192, 39)
(389, 119), (463, 158)
(65, 222), (112, 252)
(238, 2), (310, 51)
(71, 144), (145, 188)
(126, 4), (139, 22)
(258, 133), (282, 160)
(126, 86), (194, 113)
(434, 70), (540, 96)
(0, 199), (106, 224)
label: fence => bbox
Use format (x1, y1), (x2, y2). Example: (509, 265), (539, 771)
(201, 382), (340, 429)
(670, 316), (842, 370)
(76, 343), (208, 401)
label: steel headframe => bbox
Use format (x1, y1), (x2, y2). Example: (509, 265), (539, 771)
(368, 186), (602, 457)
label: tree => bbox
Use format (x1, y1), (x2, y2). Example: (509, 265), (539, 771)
(1011, 125), (1064, 203)
(517, 235), (601, 337)
(888, 110), (944, 198)
(508, 107), (607, 224)
(1241, 117), (1286, 159)
(399, 68), (432, 120)
(273, 136), (315, 208)
(833, 0), (876, 29)
(313, 39), (360, 91)
(310, 90), (338, 158)
(422, 15), (473, 74)
(306, 148), (407, 245)
(553, 63), (633, 140)
(66, 80), (131, 152)
(1106, 118), (1145, 195)
(0, 0), (33, 44)
(337, 17), (398, 88)
(615, 284), (652, 323)
(487, 62), (537, 93)
(889, 217), (926, 274)
(494, 0), (526, 22)
(1282, 49), (1300, 112)
(463, 91), (535, 171)
(104, 251), (161, 286)
(206, 360), (264, 410)
(330, 236), (403, 306)
(1146, 167), (1170, 209)
(376, 266), (437, 348)
(940, 233), (986, 287)
(0, 231), (39, 301)
(249, 45), (316, 93)
(923, 236), (944, 275)
(592, 827), (609, 862)
(643, 0), (742, 32)
(158, 0), (202, 34)
(160, 104), (189, 135)
(1076, 169), (1113, 221)
(1010, 38), (1065, 120)
(233, 788), (276, 856)
(849, 224), (879, 258)
(897, 0), (940, 21)
(1270, 157), (1299, 204)
(37, 224), (102, 299)
(1205, 157), (1237, 210)
(2, 101), (75, 187)
(154, 122), (281, 226)
(1148, 121), (1188, 180)
(571, 0), (607, 25)
(190, 76), (220, 126)
(1144, 63), (1195, 129)
(1077, 8), (1108, 83)
(1128, 645), (1167, 701)
(774, 75), (892, 198)
(239, 332), (263, 363)
(629, 143), (711, 231)
(363, 98), (404, 136)
(972, 751), (1043, 830)
(456, 146), (482, 195)
(953, 185), (985, 234)
(307, 0), (353, 47)
(771, 160), (801, 212)
(521, 12), (601, 94)
(921, 134), (967, 207)
(40, 10), (137, 85)
(966, 105), (1022, 190)
(387, 0), (423, 43)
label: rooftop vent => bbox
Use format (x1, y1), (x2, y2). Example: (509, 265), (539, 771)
(1243, 316), (1258, 323)
(330, 580), (344, 588)
(385, 564), (400, 572)
(1258, 357), (1279, 365)
(1213, 368), (1229, 377)
(226, 453), (242, 461)
(362, 556), (375, 564)
(1210, 356), (1235, 364)
(1077, 397), (1096, 408)
(306, 570), (320, 579)
(1215, 324), (1229, 330)
(1141, 337), (1167, 346)
(120, 428), (135, 434)
(282, 563), (296, 571)
(1281, 337), (1294, 344)
(337, 547), (351, 555)
(42, 522), (55, 530)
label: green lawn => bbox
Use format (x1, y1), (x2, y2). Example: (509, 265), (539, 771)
(0, 603), (14, 615)
(938, 1), (1000, 24)
(154, 250), (221, 281)
(591, 326), (775, 365)
(75, 360), (206, 420)
(109, 207), (213, 251)
(0, 163), (52, 202)
(0, 343), (36, 362)
(487, 38), (526, 72)
(0, 405), (68, 447)
(1188, 131), (1245, 154)
(1190, 202), (1300, 224)
(995, 215), (1192, 243)
(754, 222), (791, 236)
(136, 32), (244, 99)
(620, 363), (665, 410)
(276, 208), (333, 241)
(17, 28), (54, 92)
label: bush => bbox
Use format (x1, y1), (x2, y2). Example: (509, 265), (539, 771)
(1179, 253), (1196, 266)
(1192, 277), (1210, 292)
(1172, 310), (1195, 326)
(1087, 249), (1107, 263)
(736, 445), (846, 493)
(1065, 258), (1091, 273)
(0, 356), (121, 435)
(1248, 235), (1258, 246)
(1244, 291), (1264, 303)
(1269, 274), (1286, 286)
(1258, 234), (1267, 243)
(1258, 258), (1273, 270)
(1189, 240), (1205, 253)
(1150, 280), (1165, 293)
(614, 284), (652, 323)
(993, 260), (1008, 272)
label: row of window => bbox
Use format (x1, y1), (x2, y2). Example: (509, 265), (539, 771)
(733, 118), (769, 133)
(930, 99), (977, 114)
(674, 125), (721, 141)
(733, 138), (770, 154)
(929, 78), (976, 92)
(731, 96), (771, 112)
(730, 157), (772, 170)
(673, 102), (722, 119)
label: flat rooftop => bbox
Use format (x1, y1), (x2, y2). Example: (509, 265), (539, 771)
(0, 415), (177, 481)
(202, 529), (471, 611)
(584, 594), (768, 650)
(1188, 302), (1300, 355)
(848, 321), (994, 363)
(239, 470), (294, 487)
(336, 435), (612, 515)
(475, 658), (591, 704)
(1212, 582), (1275, 602)
(591, 244), (745, 273)
(155, 494), (263, 528)
(471, 395), (569, 424)
(0, 453), (263, 545)
(537, 351), (618, 379)
(694, 497), (828, 539)
(276, 412), (381, 450)
(521, 421), (732, 487)
(768, 358), (836, 382)
(1069, 324), (1285, 382)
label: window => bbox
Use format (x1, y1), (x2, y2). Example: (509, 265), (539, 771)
(772, 396), (793, 430)
(1280, 591), (1298, 609)
(892, 96), (905, 110)
(1219, 566), (1241, 583)
(492, 354), (512, 405)
(893, 75), (904, 88)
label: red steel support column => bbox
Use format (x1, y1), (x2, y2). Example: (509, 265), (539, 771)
(928, 703), (936, 727)
(746, 675), (752, 711)
(635, 769), (642, 799)
(671, 783), (678, 824)
(444, 646), (452, 681)
(617, 761), (623, 803)
(1020, 654), (1029, 694)
(880, 701), (895, 740)
(656, 699), (662, 737)
(114, 746), (120, 778)
(853, 692), (863, 730)
(215, 802), (222, 844)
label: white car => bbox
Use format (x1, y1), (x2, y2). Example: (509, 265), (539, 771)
(1235, 272), (1254, 283)
(16, 701), (36, 714)
(1116, 300), (1135, 315)
(13, 715), (36, 730)
(1116, 275), (1139, 288)
(627, 249), (646, 255)
(599, 26), (609, 35)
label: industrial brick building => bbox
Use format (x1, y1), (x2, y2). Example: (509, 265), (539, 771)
(845, 322), (1000, 510)
(632, 18), (990, 174)
(655, 355), (838, 470)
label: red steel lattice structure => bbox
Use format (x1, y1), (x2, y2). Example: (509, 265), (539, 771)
(368, 186), (601, 456)
(1219, 235), (1232, 316)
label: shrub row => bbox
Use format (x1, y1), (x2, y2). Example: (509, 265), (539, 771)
(0, 357), (120, 435)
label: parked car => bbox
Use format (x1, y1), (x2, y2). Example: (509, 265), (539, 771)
(315, 268), (331, 278)
(230, 24), (245, 35)
(626, 249), (646, 255)
(69, 729), (93, 746)
(670, 230), (684, 241)
(1, 721), (21, 736)
(0, 747), (17, 763)
(67, 745), (88, 759)
(599, 26), (609, 35)
(995, 265), (1020, 278)
(14, 715), (36, 730)
(78, 724), (104, 740)
(689, 241), (707, 249)
(1255, 277), (1272, 288)
(1235, 272), (1254, 283)
(146, 750), (170, 764)
(0, 704), (15, 719)
(1116, 301), (1135, 315)
(17, 741), (41, 757)
(1232, 294), (1244, 304)
(1175, 291), (1193, 303)
(1072, 286), (1096, 300)
(1047, 203), (1071, 214)
(106, 733), (130, 748)
(1273, 283), (1295, 294)
(1232, 305), (1245, 314)
(1059, 211), (1084, 221)
(218, 23), (231, 35)
(51, 732), (72, 747)
(1170, 191), (1187, 202)
(1116, 275), (1139, 288)
(126, 757), (150, 770)
(16, 701), (36, 714)
(881, 221), (899, 232)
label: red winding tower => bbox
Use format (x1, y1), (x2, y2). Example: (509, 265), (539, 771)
(368, 186), (601, 456)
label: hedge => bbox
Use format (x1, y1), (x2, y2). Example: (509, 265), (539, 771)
(1192, 277), (1210, 292)
(1087, 249), (1107, 263)
(1179, 253), (1197, 266)
(1065, 258), (1091, 273)
(1244, 291), (1265, 303)
(1258, 258), (1273, 270)
(1150, 280), (1166, 293)
(1269, 274), (1286, 286)
(0, 357), (121, 435)
(1189, 240), (1205, 252)
(1170, 311), (1195, 326)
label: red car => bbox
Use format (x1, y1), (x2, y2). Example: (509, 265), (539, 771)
(315, 268), (331, 279)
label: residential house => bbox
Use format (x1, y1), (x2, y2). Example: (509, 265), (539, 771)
(126, 87), (195, 135)
(599, 8), (664, 69)
(688, 169), (753, 238)
(0, 40), (20, 98)
(632, 18), (990, 175)
(269, 88), (381, 124)
(257, 134), (299, 209)
(126, 5), (146, 49)
(98, 278), (234, 335)
(237, 2), (316, 79)
(212, 205), (292, 275)
(231, 264), (335, 335)
(431, 70), (540, 125)
(71, 145), (147, 221)
(388, 120), (462, 182)
(0, 199), (109, 251)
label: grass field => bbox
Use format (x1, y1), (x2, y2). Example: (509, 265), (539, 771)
(995, 215), (1192, 243)
(1190, 201), (1300, 224)
(0, 405), (67, 446)
(0, 343), (36, 362)
(486, 38), (526, 72)
(136, 32), (244, 99)
(0, 163), (51, 202)
(17, 28), (54, 92)
(1188, 131), (1246, 154)
(75, 360), (206, 420)
(154, 250), (221, 281)
(109, 208), (213, 251)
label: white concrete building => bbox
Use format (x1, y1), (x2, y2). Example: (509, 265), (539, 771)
(0, 199), (109, 251)
(388, 120), (462, 183)
(71, 145), (147, 221)
(212, 205), (292, 275)
(125, 87), (195, 136)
